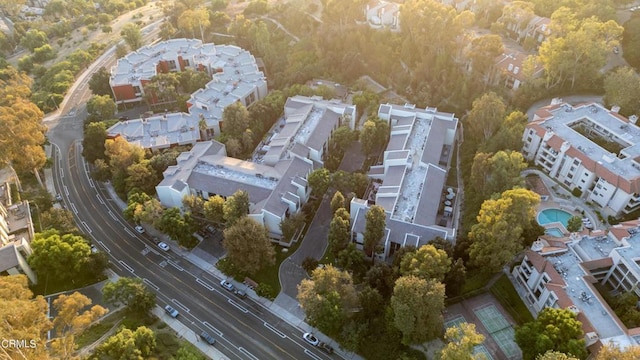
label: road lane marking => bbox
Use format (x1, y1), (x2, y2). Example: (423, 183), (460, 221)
(203, 322), (223, 337)
(159, 260), (167, 268)
(239, 347), (259, 360)
(70, 203), (78, 214)
(64, 185), (69, 195)
(146, 246), (159, 255)
(98, 241), (110, 253)
(263, 322), (286, 338)
(304, 349), (322, 360)
(196, 278), (214, 291)
(108, 210), (117, 220)
(124, 228), (135, 237)
(96, 194), (104, 204)
(81, 221), (92, 233)
(119, 260), (134, 273)
(60, 169), (64, 178)
(228, 299), (248, 313)
(143, 278), (160, 291)
(89, 179), (95, 188)
(171, 299), (189, 312)
(168, 260), (184, 271)
(142, 248), (150, 256)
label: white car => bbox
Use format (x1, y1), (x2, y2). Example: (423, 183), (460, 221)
(134, 225), (145, 234)
(164, 305), (179, 318)
(157, 242), (170, 251)
(220, 279), (234, 291)
(303, 332), (320, 346)
(90, 244), (98, 254)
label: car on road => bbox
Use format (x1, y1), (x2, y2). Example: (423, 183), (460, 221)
(220, 279), (234, 291)
(200, 331), (216, 345)
(613, 46), (620, 54)
(233, 289), (247, 299)
(303, 332), (319, 346)
(164, 305), (179, 318)
(319, 342), (334, 354)
(90, 244), (98, 254)
(134, 225), (145, 234)
(55, 194), (63, 202)
(157, 242), (170, 251)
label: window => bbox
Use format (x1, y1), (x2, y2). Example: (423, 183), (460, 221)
(133, 85), (141, 94)
(183, 59), (190, 67)
(168, 60), (177, 70)
(527, 136), (532, 143)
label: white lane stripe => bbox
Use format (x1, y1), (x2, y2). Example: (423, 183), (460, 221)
(96, 194), (104, 204)
(98, 241), (110, 253)
(239, 348), (259, 360)
(228, 299), (248, 313)
(203, 322), (223, 337)
(108, 210), (117, 220)
(70, 203), (78, 214)
(263, 322), (286, 338)
(143, 278), (160, 291)
(168, 260), (183, 271)
(124, 228), (135, 237)
(196, 278), (214, 291)
(171, 299), (189, 313)
(89, 179), (95, 188)
(64, 185), (69, 195)
(119, 260), (134, 273)
(81, 221), (92, 233)
(304, 349), (322, 360)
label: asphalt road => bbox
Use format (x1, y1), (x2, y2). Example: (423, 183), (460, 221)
(45, 22), (337, 360)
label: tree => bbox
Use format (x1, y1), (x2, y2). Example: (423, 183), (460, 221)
(469, 188), (540, 273)
(297, 265), (358, 337)
(223, 217), (275, 274)
(116, 43), (129, 59)
(50, 292), (108, 359)
(330, 125), (357, 155)
(360, 117), (389, 156)
(41, 208), (78, 233)
(0, 275), (52, 360)
(308, 168), (330, 197)
(102, 277), (156, 314)
(222, 101), (250, 138)
(391, 275), (445, 344)
(183, 194), (205, 218)
(225, 137), (242, 157)
(444, 258), (466, 297)
(223, 190), (249, 226)
(89, 67), (113, 97)
(28, 230), (94, 285)
(104, 136), (145, 179)
(440, 322), (486, 360)
(596, 344), (640, 360)
(538, 351), (579, 360)
(515, 307), (587, 360)
(399, 244), (451, 282)
(567, 216), (583, 233)
(331, 191), (345, 214)
(159, 21), (177, 40)
(87, 94), (116, 123)
(174, 344), (204, 360)
(465, 92), (507, 144)
(204, 195), (225, 224)
(336, 243), (368, 280)
(82, 122), (108, 164)
(158, 208), (195, 246)
(178, 8), (210, 40)
(467, 34), (504, 87)
(329, 208), (351, 255)
(0, 98), (46, 174)
(97, 326), (156, 360)
(364, 262), (397, 300)
(121, 24), (143, 51)
(126, 160), (160, 195)
(604, 67), (640, 116)
(280, 212), (306, 243)
(20, 29), (48, 52)
(470, 150), (527, 200)
(32, 44), (56, 63)
(364, 205), (386, 257)
(482, 111), (529, 153)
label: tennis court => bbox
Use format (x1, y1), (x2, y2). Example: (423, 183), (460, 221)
(445, 315), (494, 360)
(474, 305), (520, 359)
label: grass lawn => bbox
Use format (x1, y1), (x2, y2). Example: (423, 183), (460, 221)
(489, 274), (534, 325)
(76, 309), (125, 348)
(461, 271), (494, 295)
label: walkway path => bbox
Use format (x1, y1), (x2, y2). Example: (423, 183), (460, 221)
(260, 16), (300, 42)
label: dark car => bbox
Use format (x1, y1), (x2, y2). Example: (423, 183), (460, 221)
(233, 289), (247, 299)
(319, 342), (334, 354)
(200, 331), (216, 345)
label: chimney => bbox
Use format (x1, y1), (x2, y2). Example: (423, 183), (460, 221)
(630, 115), (638, 124)
(611, 105), (620, 113)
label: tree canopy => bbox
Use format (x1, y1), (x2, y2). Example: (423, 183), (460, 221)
(223, 216), (275, 274)
(440, 322), (486, 360)
(223, 190), (250, 226)
(103, 277), (156, 314)
(399, 244), (451, 282)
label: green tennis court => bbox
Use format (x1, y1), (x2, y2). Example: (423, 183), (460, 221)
(475, 305), (521, 359)
(445, 315), (494, 360)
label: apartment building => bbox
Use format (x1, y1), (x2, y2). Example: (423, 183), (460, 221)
(350, 103), (458, 260)
(523, 99), (640, 217)
(0, 181), (36, 284)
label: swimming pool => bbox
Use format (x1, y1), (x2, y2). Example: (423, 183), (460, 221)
(537, 208), (573, 227)
(545, 227), (564, 237)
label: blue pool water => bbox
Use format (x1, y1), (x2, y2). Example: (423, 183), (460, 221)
(537, 208), (572, 227)
(545, 227), (564, 237)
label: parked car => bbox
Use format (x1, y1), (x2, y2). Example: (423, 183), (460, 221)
(220, 279), (234, 291)
(164, 305), (179, 318)
(200, 331), (216, 345)
(55, 194), (63, 202)
(319, 342), (334, 354)
(303, 332), (319, 346)
(157, 242), (170, 251)
(233, 289), (247, 299)
(134, 225), (145, 234)
(90, 244), (98, 254)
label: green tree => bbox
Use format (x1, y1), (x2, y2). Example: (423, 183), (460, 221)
(124, 192), (164, 226)
(297, 265), (358, 337)
(97, 326), (156, 360)
(469, 188), (541, 273)
(399, 244), (451, 282)
(159, 21), (177, 40)
(32, 44), (56, 63)
(470, 150), (527, 200)
(360, 117), (389, 156)
(86, 94), (116, 122)
(50, 292), (108, 359)
(538, 351), (579, 360)
(40, 208), (78, 233)
(279, 212), (306, 243)
(604, 67), (640, 116)
(20, 29), (48, 52)
(595, 344), (640, 360)
(121, 23), (143, 51)
(222, 101), (250, 138)
(28, 230), (94, 285)
(391, 275), (445, 344)
(102, 277), (156, 314)
(183, 194), (205, 218)
(364, 205), (386, 257)
(126, 160), (160, 195)
(116, 43), (129, 59)
(331, 191), (345, 214)
(0, 98), (47, 174)
(482, 111), (529, 153)
(223, 217), (275, 274)
(82, 122), (108, 164)
(308, 168), (330, 197)
(178, 8), (210, 40)
(223, 190), (249, 226)
(104, 136), (145, 180)
(204, 195), (225, 225)
(330, 125), (357, 155)
(89, 67), (114, 97)
(329, 207), (352, 256)
(465, 92), (507, 144)
(444, 258), (466, 297)
(440, 322), (486, 360)
(467, 34), (504, 87)
(515, 307), (587, 360)
(567, 216), (583, 233)
(336, 243), (368, 280)
(158, 208), (195, 246)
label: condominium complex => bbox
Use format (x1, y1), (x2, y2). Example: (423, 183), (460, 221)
(350, 103), (458, 260)
(108, 38), (267, 149)
(523, 99), (640, 216)
(513, 219), (640, 352)
(156, 96), (356, 243)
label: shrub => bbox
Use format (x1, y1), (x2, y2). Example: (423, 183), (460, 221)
(256, 283), (276, 300)
(571, 188), (582, 197)
(302, 257), (318, 274)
